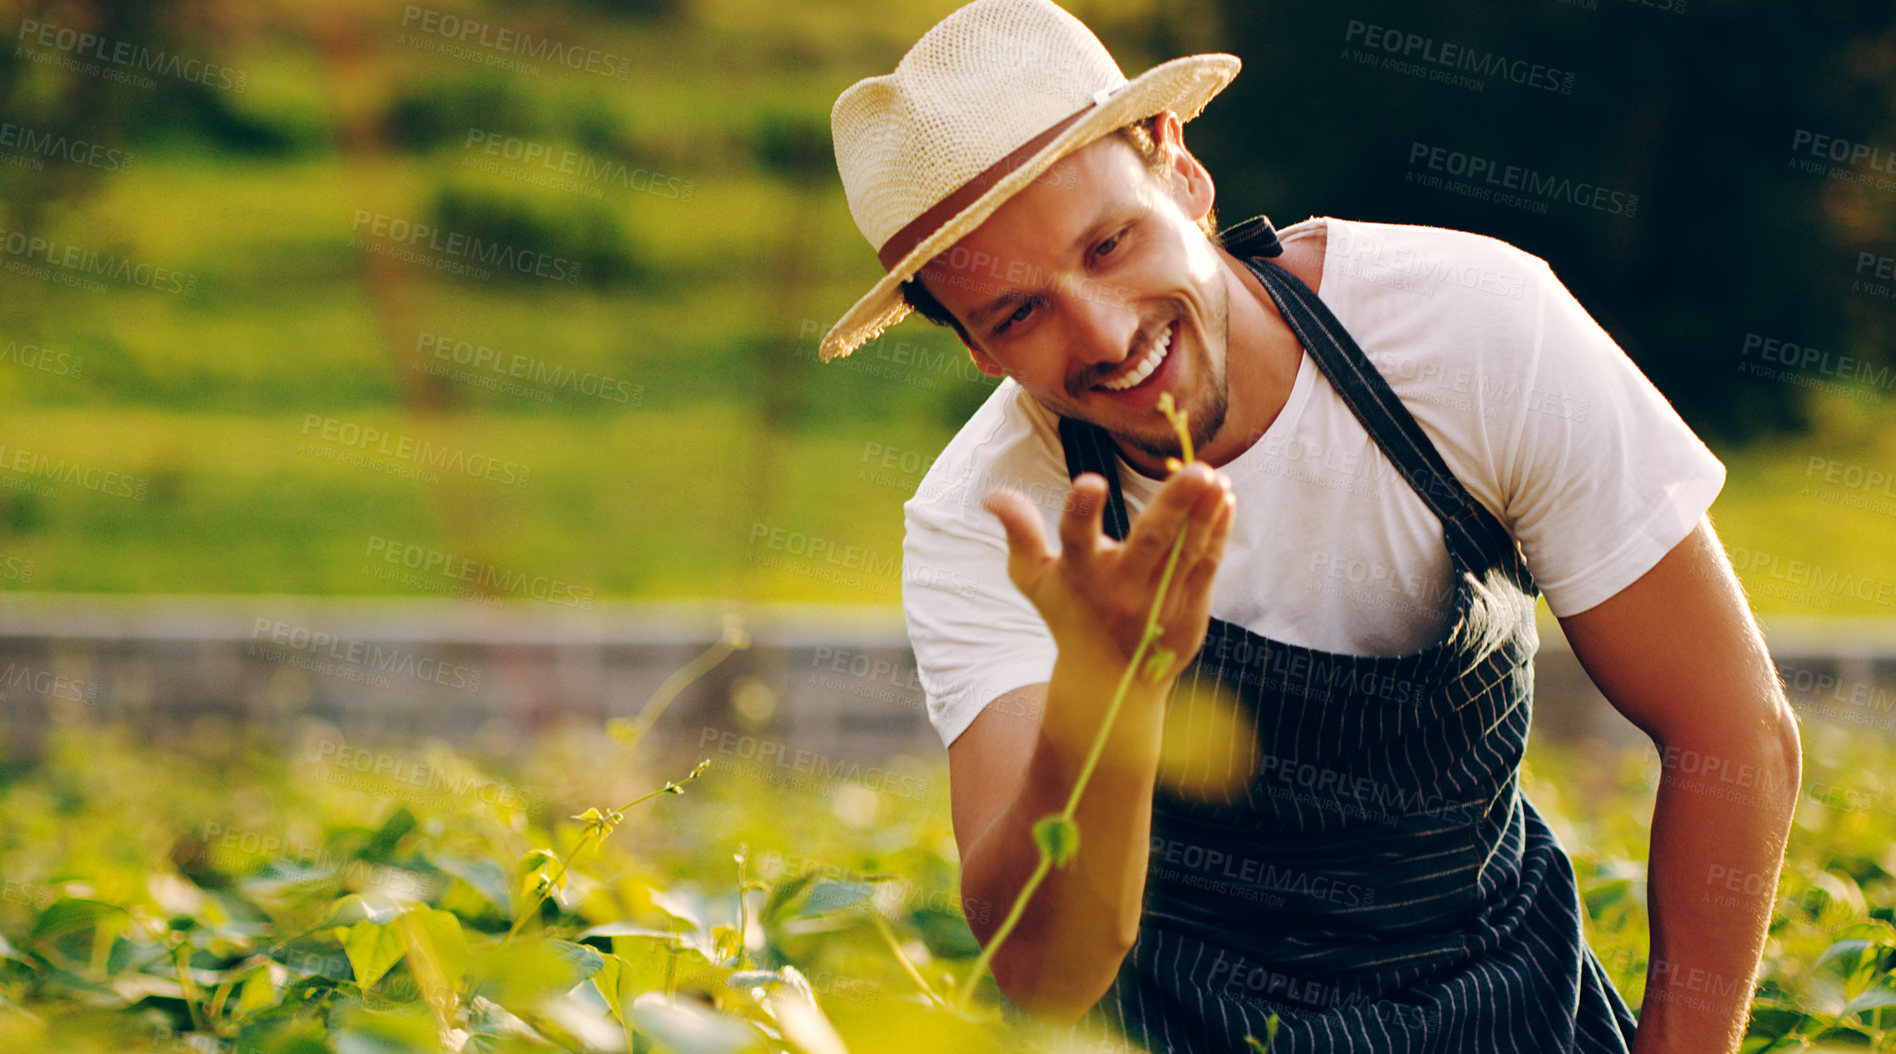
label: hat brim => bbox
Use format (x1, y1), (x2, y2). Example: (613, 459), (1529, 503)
(818, 52), (1241, 362)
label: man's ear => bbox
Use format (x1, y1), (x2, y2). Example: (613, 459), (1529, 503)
(1154, 110), (1214, 225)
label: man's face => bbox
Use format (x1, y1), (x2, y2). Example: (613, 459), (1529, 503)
(916, 123), (1230, 470)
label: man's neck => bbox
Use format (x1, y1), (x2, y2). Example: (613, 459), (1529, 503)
(1190, 229), (1326, 470)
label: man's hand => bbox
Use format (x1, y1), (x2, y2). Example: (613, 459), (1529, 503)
(982, 464), (1234, 680)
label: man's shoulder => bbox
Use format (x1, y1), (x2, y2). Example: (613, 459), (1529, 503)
(1322, 215), (1550, 306)
(902, 379), (1070, 530)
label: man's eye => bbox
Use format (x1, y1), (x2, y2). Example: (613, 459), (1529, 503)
(993, 299), (1035, 336)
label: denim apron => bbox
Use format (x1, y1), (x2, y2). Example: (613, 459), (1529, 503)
(1049, 216), (1641, 1053)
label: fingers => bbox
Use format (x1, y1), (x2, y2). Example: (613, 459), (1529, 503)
(1122, 463), (1224, 585)
(1164, 489), (1235, 633)
(1056, 474), (1108, 575)
(1183, 490), (1236, 598)
(983, 485), (1052, 588)
(1180, 480), (1234, 572)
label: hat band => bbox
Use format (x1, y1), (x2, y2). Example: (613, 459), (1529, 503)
(874, 94), (1107, 272)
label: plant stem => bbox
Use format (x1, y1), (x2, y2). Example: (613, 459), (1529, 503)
(951, 523), (1187, 1010)
(867, 907), (948, 1008)
(506, 829), (598, 943)
(950, 397), (1201, 1012)
(619, 618), (747, 749)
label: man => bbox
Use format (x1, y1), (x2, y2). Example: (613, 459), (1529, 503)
(818, 2), (1802, 1052)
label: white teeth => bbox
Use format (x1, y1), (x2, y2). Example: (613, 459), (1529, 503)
(1099, 324), (1172, 391)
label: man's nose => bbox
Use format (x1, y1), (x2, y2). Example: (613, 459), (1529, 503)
(1061, 284), (1140, 373)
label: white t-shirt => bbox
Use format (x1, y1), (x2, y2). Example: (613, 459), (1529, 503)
(900, 215), (1726, 749)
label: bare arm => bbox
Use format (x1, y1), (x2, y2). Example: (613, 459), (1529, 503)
(946, 464), (1235, 1022)
(1556, 515), (1802, 1054)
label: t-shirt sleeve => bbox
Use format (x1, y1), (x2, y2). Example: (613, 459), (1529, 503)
(901, 491), (1058, 749)
(1493, 255), (1726, 616)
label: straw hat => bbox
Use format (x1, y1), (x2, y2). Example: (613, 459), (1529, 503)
(819, 0), (1240, 361)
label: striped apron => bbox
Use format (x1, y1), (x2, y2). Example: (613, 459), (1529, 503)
(1044, 215), (1641, 1053)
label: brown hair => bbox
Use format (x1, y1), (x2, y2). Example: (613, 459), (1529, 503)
(899, 113), (1220, 344)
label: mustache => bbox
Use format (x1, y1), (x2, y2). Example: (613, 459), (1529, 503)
(1071, 319), (1178, 395)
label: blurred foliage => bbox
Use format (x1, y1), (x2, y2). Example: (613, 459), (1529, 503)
(0, 712), (1888, 1050)
(0, 0), (1888, 605)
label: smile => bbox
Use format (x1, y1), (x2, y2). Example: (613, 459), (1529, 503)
(1096, 320), (1175, 392)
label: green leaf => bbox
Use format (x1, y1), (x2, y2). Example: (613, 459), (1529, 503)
(474, 936), (605, 1010)
(710, 923), (743, 963)
(326, 893), (405, 927)
(1815, 938), (1873, 971)
(760, 870), (820, 925)
(796, 880), (874, 918)
(516, 848), (562, 907)
(235, 966), (277, 1019)
(337, 919), (404, 990)
(592, 953), (636, 1024)
(28, 898), (128, 941)
(363, 808), (418, 861)
(1842, 981), (1896, 1016)
(628, 993), (765, 1054)
(1143, 646), (1177, 683)
(403, 907), (469, 992)
(1033, 815), (1080, 866)
(607, 935), (729, 997)
(428, 854), (511, 914)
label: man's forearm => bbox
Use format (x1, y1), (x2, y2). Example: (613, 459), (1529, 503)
(1634, 716), (1802, 1054)
(959, 644), (1171, 1023)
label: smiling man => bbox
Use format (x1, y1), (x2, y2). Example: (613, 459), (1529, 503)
(817, 2), (1802, 1053)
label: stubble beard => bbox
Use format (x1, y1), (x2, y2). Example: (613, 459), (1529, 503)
(1097, 274), (1232, 464)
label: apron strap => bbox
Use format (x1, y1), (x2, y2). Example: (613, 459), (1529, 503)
(1058, 414), (1133, 542)
(1054, 214), (1533, 592)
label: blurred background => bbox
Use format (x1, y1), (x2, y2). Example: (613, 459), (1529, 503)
(0, 0), (1893, 1050)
